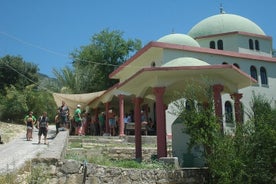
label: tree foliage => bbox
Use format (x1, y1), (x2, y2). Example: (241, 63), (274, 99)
(52, 66), (77, 93)
(172, 82), (275, 183)
(67, 28), (142, 93)
(0, 55), (57, 123)
(171, 80), (220, 154)
(0, 55), (39, 95)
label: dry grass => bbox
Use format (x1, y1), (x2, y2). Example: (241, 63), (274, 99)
(0, 122), (25, 144)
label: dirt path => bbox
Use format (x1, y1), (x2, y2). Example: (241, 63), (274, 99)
(0, 123), (56, 174)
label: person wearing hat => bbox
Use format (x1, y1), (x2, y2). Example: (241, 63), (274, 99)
(74, 104), (82, 135)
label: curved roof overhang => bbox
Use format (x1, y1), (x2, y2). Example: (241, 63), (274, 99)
(116, 64), (257, 104)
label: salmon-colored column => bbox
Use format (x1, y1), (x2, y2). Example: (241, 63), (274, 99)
(104, 102), (110, 134)
(134, 97), (143, 161)
(212, 84), (224, 131)
(118, 94), (125, 137)
(94, 107), (99, 135)
(230, 93), (243, 123)
(153, 87), (167, 158)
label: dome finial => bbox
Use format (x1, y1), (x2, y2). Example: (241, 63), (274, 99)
(220, 3), (226, 14)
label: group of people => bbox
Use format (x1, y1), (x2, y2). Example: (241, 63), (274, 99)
(24, 111), (49, 144)
(54, 102), (105, 136)
(24, 101), (156, 141)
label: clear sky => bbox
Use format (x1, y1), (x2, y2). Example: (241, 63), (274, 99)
(1, 0), (276, 78)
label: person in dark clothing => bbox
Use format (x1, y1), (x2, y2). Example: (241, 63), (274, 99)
(37, 112), (49, 144)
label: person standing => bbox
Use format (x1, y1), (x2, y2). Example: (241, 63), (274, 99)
(98, 112), (105, 136)
(54, 110), (61, 134)
(37, 112), (49, 144)
(24, 111), (36, 140)
(108, 109), (116, 136)
(74, 104), (82, 135)
(59, 101), (69, 128)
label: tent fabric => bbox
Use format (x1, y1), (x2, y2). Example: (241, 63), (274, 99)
(53, 91), (105, 113)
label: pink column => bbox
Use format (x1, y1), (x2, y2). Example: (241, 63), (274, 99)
(94, 108), (99, 135)
(134, 97), (143, 161)
(212, 84), (224, 131)
(118, 94), (125, 137)
(153, 87), (167, 158)
(104, 102), (110, 134)
(230, 93), (243, 123)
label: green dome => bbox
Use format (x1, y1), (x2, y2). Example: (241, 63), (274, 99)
(188, 13), (265, 38)
(162, 57), (209, 67)
(157, 33), (200, 47)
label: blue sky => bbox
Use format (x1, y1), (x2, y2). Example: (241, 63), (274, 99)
(1, 0), (276, 78)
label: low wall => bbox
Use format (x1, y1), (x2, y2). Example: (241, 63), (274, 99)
(33, 159), (208, 184)
(32, 130), (69, 164)
(30, 134), (208, 183)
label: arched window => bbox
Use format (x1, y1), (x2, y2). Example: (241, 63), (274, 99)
(217, 40), (223, 50)
(260, 66), (268, 85)
(185, 99), (194, 111)
(225, 101), (233, 124)
(255, 40), (260, 51)
(222, 62), (228, 65)
(151, 61), (156, 67)
(249, 39), (254, 50)
(250, 65), (258, 81)
(233, 63), (240, 68)
(210, 41), (215, 49)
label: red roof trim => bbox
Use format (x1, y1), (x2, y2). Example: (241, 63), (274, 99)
(117, 64), (257, 88)
(110, 41), (276, 78)
(87, 83), (119, 105)
(109, 42), (154, 78)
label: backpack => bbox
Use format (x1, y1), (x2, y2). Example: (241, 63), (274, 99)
(39, 116), (48, 128)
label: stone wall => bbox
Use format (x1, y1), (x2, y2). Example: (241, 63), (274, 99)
(29, 133), (208, 183)
(32, 159), (208, 184)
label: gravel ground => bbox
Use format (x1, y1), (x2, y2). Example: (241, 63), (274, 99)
(0, 122), (25, 144)
(0, 122), (56, 174)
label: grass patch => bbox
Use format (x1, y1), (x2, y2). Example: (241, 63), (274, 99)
(65, 152), (168, 170)
(68, 141), (82, 149)
(0, 160), (51, 184)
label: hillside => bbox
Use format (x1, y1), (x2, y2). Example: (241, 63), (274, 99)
(0, 122), (25, 144)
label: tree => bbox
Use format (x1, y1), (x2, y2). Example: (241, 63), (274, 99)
(52, 66), (77, 93)
(69, 28), (142, 93)
(170, 80), (220, 155)
(0, 55), (39, 95)
(0, 85), (28, 122)
(0, 84), (57, 123)
(172, 82), (276, 184)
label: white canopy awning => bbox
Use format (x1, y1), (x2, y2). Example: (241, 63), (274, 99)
(53, 91), (105, 113)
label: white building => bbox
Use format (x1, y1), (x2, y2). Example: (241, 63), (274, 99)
(54, 11), (276, 162)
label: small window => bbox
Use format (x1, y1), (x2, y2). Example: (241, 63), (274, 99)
(151, 61), (156, 67)
(233, 63), (240, 68)
(222, 62), (228, 64)
(185, 99), (194, 111)
(225, 101), (233, 124)
(217, 40), (223, 50)
(249, 39), (254, 50)
(255, 40), (260, 51)
(260, 66), (268, 85)
(210, 41), (216, 49)
(250, 65), (258, 81)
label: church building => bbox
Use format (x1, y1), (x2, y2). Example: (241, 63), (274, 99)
(54, 9), (276, 164)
